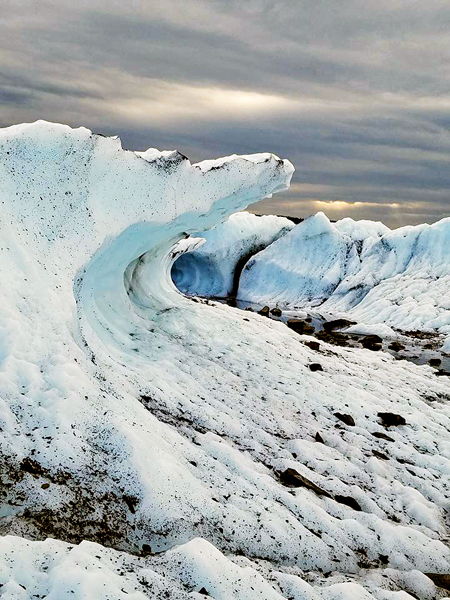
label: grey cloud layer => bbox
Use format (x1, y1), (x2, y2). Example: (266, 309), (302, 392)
(1, 0), (450, 227)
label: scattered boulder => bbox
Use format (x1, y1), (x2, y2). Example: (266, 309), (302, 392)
(199, 588), (210, 596)
(388, 341), (405, 352)
(372, 450), (389, 460)
(315, 432), (325, 444)
(334, 495), (362, 511)
(287, 319), (315, 335)
(258, 305), (270, 317)
(322, 319), (356, 333)
(309, 363), (323, 372)
(371, 431), (395, 442)
(378, 412), (406, 427)
(305, 340), (320, 351)
(278, 468), (331, 497)
(334, 413), (355, 426)
(316, 330), (350, 347)
(425, 573), (450, 592)
(270, 307), (282, 317)
(244, 307), (254, 312)
(429, 357), (441, 367)
(436, 369), (450, 377)
(20, 457), (45, 478)
(361, 335), (383, 351)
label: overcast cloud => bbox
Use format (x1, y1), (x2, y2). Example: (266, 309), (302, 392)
(1, 0), (450, 226)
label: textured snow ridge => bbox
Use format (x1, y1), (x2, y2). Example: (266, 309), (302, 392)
(172, 211), (294, 298)
(239, 211), (450, 338)
(1, 122), (450, 599)
(0, 536), (446, 600)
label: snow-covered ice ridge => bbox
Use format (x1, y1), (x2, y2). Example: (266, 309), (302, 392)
(172, 211), (294, 298)
(1, 122), (450, 600)
(239, 212), (450, 345)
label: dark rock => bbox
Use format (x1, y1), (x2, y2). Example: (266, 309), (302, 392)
(425, 573), (450, 591)
(309, 363), (323, 372)
(371, 431), (395, 442)
(316, 330), (350, 347)
(388, 341), (405, 352)
(41, 483), (50, 489)
(199, 588), (210, 596)
(278, 468), (331, 497)
(306, 341), (320, 351)
(435, 369), (450, 377)
(334, 413), (355, 426)
(141, 543), (152, 556)
(244, 307), (254, 312)
(123, 495), (138, 514)
(20, 457), (45, 477)
(334, 495), (362, 511)
(270, 307), (282, 317)
(361, 335), (383, 351)
(372, 450), (389, 460)
(287, 319), (315, 335)
(429, 357), (441, 367)
(258, 305), (270, 316)
(378, 412), (406, 426)
(322, 319), (356, 332)
(315, 432), (325, 444)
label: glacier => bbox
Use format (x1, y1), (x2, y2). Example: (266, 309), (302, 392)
(1, 122), (450, 600)
(172, 211), (294, 298)
(238, 212), (450, 344)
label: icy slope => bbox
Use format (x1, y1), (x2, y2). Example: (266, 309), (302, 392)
(238, 212), (450, 338)
(1, 122), (450, 599)
(171, 211), (294, 298)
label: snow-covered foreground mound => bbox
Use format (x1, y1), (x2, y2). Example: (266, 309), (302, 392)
(1, 122), (450, 599)
(172, 212), (294, 298)
(239, 212), (450, 343)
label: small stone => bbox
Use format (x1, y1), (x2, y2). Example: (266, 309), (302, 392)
(334, 495), (362, 511)
(141, 543), (151, 555)
(278, 468), (331, 497)
(315, 432), (325, 444)
(435, 369), (450, 377)
(270, 307), (282, 317)
(334, 412), (355, 426)
(361, 335), (383, 351)
(388, 341), (405, 351)
(377, 412), (406, 427)
(41, 483), (50, 489)
(322, 319), (356, 332)
(287, 319), (315, 335)
(429, 357), (441, 367)
(372, 450), (389, 460)
(306, 341), (320, 351)
(244, 307), (254, 312)
(425, 574), (450, 591)
(371, 431), (395, 442)
(199, 588), (210, 596)
(309, 363), (323, 372)
(258, 306), (270, 316)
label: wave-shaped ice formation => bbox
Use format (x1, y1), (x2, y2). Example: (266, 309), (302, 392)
(171, 211), (294, 298)
(1, 122), (450, 599)
(239, 211), (450, 339)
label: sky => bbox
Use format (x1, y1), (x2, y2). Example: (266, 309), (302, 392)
(1, 0), (450, 227)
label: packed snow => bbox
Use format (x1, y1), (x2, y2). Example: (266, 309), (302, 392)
(0, 122), (449, 600)
(172, 211), (293, 298)
(238, 212), (450, 344)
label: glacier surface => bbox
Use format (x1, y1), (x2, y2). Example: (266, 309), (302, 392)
(0, 122), (449, 600)
(238, 212), (450, 343)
